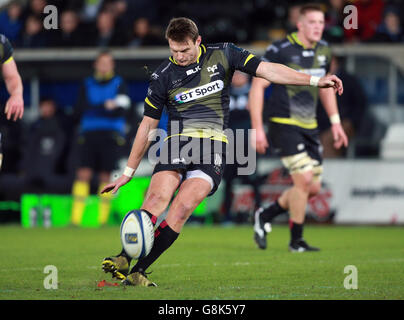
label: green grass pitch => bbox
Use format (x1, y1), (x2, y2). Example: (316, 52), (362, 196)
(0, 224), (403, 300)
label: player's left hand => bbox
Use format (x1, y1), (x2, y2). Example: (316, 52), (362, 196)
(331, 123), (348, 149)
(100, 174), (131, 194)
(5, 94), (24, 121)
(318, 75), (343, 96)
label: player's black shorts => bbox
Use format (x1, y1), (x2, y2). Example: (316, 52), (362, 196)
(152, 136), (227, 196)
(77, 130), (125, 172)
(267, 121), (323, 164)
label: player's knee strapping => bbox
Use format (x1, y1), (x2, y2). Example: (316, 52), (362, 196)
(281, 152), (314, 175)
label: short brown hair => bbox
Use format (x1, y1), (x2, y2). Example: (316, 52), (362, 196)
(299, 3), (324, 16)
(165, 17), (199, 43)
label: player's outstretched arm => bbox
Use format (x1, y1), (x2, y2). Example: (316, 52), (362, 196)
(2, 58), (24, 121)
(248, 77), (270, 154)
(255, 61), (343, 95)
(101, 116), (159, 194)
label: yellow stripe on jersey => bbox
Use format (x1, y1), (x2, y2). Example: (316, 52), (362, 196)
(165, 128), (228, 143)
(145, 97), (158, 110)
(287, 35), (295, 44)
(290, 32), (317, 49)
(3, 56), (13, 65)
(270, 117), (318, 130)
(196, 46), (202, 63)
(244, 54), (255, 66)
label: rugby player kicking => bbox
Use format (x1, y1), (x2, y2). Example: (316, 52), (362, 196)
(100, 17), (343, 286)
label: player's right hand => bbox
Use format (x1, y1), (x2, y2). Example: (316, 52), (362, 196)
(251, 127), (269, 155)
(5, 95), (24, 121)
(318, 75), (343, 96)
(100, 175), (131, 194)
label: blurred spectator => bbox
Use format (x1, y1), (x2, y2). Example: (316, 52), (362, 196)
(22, 0), (47, 20)
(285, 3), (301, 33)
(222, 71), (261, 224)
(0, 98), (71, 199)
(20, 98), (70, 193)
(16, 14), (48, 48)
(49, 10), (85, 47)
(127, 17), (164, 47)
(0, 1), (24, 44)
(317, 56), (368, 158)
(344, 0), (385, 43)
(70, 51), (131, 226)
(324, 0), (346, 43)
(124, 0), (158, 24)
(370, 6), (404, 42)
(91, 10), (126, 47)
(102, 0), (127, 18)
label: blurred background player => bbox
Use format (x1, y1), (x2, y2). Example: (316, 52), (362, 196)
(249, 4), (348, 252)
(0, 33), (24, 171)
(70, 51), (131, 226)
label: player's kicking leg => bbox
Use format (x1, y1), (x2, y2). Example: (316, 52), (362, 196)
(102, 171), (181, 282)
(122, 173), (212, 287)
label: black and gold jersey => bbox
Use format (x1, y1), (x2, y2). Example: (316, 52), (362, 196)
(263, 32), (332, 130)
(0, 34), (14, 65)
(143, 43), (261, 142)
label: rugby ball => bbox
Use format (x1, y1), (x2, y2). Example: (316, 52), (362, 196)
(120, 210), (154, 260)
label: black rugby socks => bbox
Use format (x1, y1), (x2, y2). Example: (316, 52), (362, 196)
(261, 200), (287, 223)
(130, 221), (179, 274)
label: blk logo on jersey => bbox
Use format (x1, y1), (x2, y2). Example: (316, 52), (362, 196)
(302, 50), (314, 57)
(186, 66), (201, 76)
(174, 80), (224, 104)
